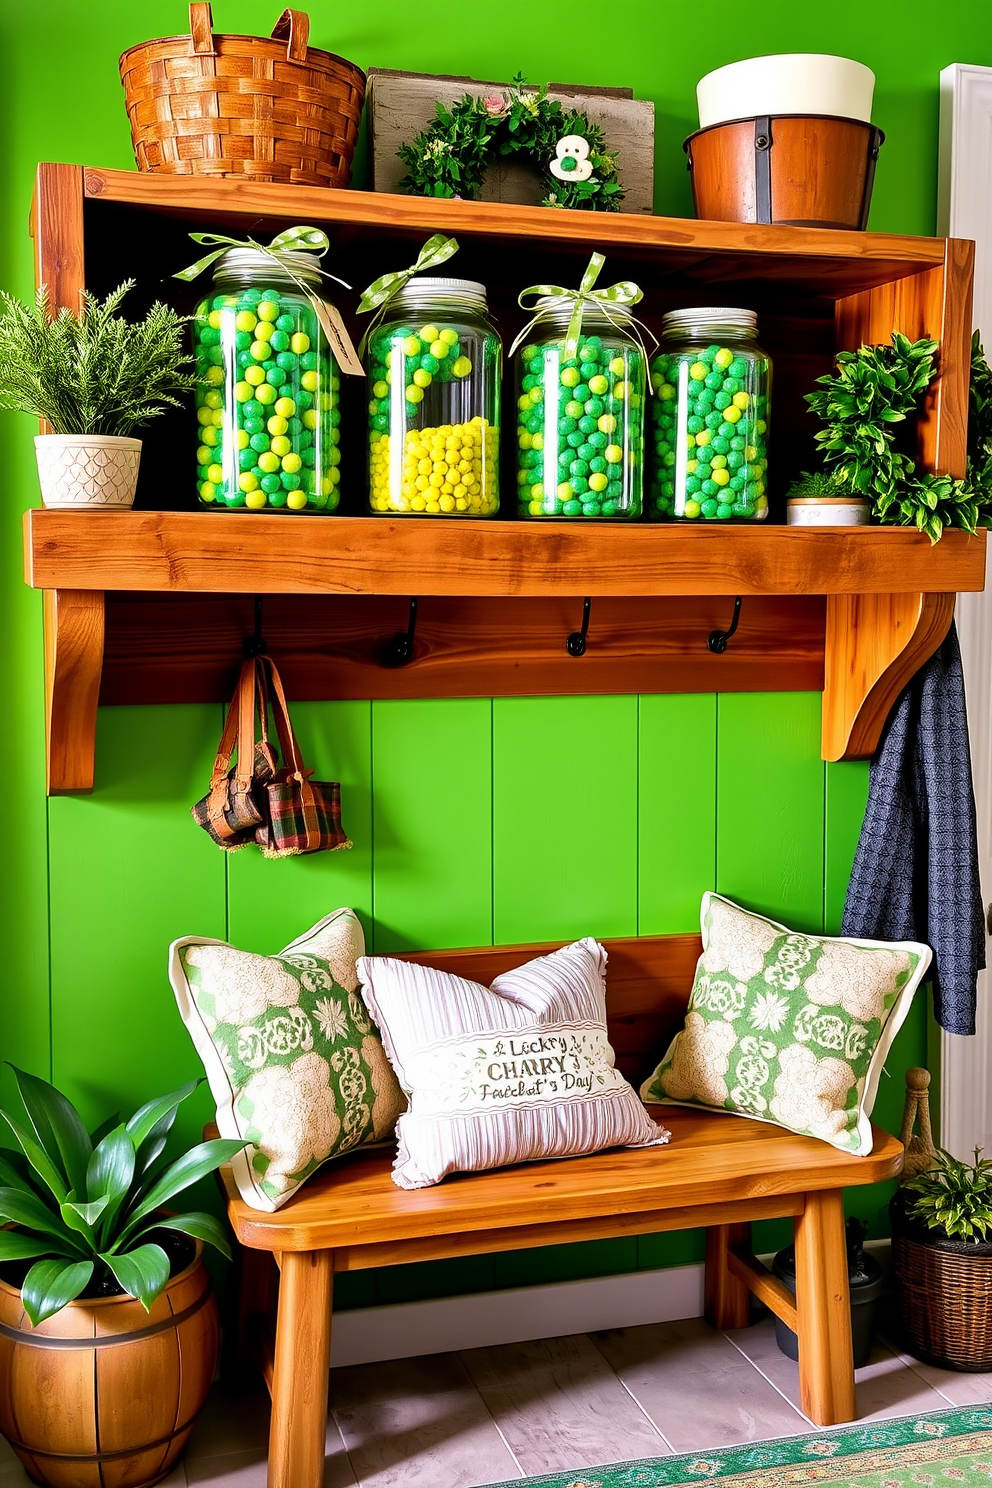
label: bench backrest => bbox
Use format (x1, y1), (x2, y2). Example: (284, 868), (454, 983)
(395, 933), (702, 1087)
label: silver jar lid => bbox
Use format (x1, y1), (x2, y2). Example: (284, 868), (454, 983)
(394, 276), (488, 309)
(535, 293), (635, 325)
(662, 307), (757, 335)
(215, 247), (323, 285)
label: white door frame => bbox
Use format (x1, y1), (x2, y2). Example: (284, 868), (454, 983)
(937, 63), (992, 1157)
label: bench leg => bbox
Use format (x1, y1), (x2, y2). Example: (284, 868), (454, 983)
(704, 1222), (751, 1329)
(794, 1190), (855, 1426)
(268, 1250), (334, 1488)
(231, 1245), (278, 1389)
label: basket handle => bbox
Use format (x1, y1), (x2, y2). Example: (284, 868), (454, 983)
(189, 3), (216, 54)
(270, 8), (310, 62)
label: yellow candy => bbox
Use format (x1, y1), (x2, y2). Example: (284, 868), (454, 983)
(254, 321), (274, 343)
(235, 310), (257, 333)
(281, 453), (302, 474)
(439, 328), (459, 346)
(286, 490), (308, 510)
(208, 310), (223, 329)
(403, 337), (422, 356)
(712, 468), (731, 487)
(290, 333), (310, 355)
(234, 382), (252, 402)
(267, 416), (289, 436)
(688, 362), (708, 381)
(714, 347), (734, 369)
(452, 356), (472, 377)
(204, 389), (223, 409)
(196, 406), (214, 426)
(588, 472), (608, 492)
(683, 499), (702, 518)
(204, 366), (225, 385)
(605, 444), (623, 463)
(430, 340), (448, 359)
(419, 325), (439, 343)
(270, 436), (291, 457)
(202, 426), (219, 447)
(301, 370), (320, 393)
(406, 385), (424, 404)
(249, 341), (270, 362)
(199, 482), (217, 502)
(695, 428), (712, 446)
(245, 489), (268, 509)
(256, 299), (279, 323)
(598, 414), (617, 434)
(303, 410), (318, 430)
(609, 357), (625, 375)
(196, 444), (212, 465)
(238, 473), (259, 493)
(723, 405), (742, 424)
(207, 463), (224, 484)
(733, 391), (750, 410)
(258, 452), (280, 473)
(244, 365), (266, 386)
(275, 397), (296, 418)
(413, 368), (432, 388)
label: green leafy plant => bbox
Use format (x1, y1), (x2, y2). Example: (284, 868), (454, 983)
(903, 1146), (992, 1242)
(398, 76), (623, 212)
(0, 1065), (244, 1325)
(0, 281), (195, 436)
(791, 331), (992, 542)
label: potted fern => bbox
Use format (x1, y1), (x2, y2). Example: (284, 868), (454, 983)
(0, 280), (193, 509)
(891, 1146), (992, 1372)
(0, 1064), (244, 1487)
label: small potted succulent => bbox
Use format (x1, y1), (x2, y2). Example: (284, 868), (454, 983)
(0, 280), (193, 509)
(891, 1145), (992, 1371)
(0, 1064), (244, 1487)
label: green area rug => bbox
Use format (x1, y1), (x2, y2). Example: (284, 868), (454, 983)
(479, 1406), (992, 1488)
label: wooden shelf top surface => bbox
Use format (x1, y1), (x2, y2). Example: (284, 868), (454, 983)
(25, 510), (987, 598)
(74, 165), (950, 296)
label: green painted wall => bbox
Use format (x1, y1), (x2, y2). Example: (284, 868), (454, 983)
(3, 2), (989, 1312)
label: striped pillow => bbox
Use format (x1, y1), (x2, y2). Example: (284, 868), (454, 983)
(357, 938), (670, 1190)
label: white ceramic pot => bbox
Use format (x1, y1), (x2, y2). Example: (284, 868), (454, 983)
(787, 497), (870, 527)
(34, 433), (142, 509)
(697, 55), (875, 130)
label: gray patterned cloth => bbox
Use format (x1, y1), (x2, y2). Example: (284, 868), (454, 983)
(842, 622), (986, 1036)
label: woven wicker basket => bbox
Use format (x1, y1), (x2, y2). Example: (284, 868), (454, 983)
(891, 1193), (992, 1371)
(119, 5), (365, 187)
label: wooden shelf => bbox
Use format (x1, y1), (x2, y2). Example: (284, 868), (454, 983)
(25, 511), (986, 597)
(26, 165), (985, 792)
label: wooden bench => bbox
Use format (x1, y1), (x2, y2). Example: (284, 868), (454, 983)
(219, 932), (904, 1488)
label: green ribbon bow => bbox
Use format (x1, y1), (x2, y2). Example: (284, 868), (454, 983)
(173, 225), (349, 288)
(512, 252), (646, 361)
(355, 234), (460, 356)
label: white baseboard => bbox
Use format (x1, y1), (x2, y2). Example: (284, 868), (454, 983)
(330, 1262), (705, 1368)
(329, 1238), (894, 1368)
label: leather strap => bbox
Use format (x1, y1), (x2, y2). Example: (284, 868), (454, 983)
(754, 116), (772, 225)
(259, 655), (311, 782)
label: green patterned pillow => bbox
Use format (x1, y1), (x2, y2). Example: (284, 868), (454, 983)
(169, 909), (405, 1211)
(640, 893), (932, 1154)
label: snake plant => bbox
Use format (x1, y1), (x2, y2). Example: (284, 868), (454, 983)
(0, 1065), (244, 1324)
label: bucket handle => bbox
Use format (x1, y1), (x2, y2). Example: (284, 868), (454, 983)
(270, 9), (310, 62)
(188, 3), (216, 55)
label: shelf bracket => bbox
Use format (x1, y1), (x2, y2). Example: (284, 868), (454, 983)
(821, 591), (955, 762)
(44, 589), (105, 794)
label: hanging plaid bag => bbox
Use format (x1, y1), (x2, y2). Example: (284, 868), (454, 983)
(253, 655), (352, 858)
(191, 659), (266, 848)
(191, 659), (279, 849)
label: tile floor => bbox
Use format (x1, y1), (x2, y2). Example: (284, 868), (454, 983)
(2, 1314), (990, 1488)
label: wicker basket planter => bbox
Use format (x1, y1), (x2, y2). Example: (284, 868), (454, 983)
(119, 4), (365, 187)
(891, 1190), (992, 1371)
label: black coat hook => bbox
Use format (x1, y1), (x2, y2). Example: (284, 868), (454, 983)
(244, 595), (267, 658)
(707, 596), (742, 654)
(566, 597), (592, 657)
(384, 597), (419, 667)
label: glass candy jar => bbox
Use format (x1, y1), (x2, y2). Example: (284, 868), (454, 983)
(648, 308), (770, 522)
(515, 301), (646, 519)
(366, 278), (501, 516)
(193, 248), (341, 513)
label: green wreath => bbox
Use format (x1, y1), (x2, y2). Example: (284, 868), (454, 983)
(397, 78), (624, 212)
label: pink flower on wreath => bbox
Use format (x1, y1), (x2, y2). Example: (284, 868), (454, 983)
(482, 94), (506, 116)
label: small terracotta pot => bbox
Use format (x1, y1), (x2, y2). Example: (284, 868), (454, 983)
(0, 1244), (218, 1487)
(34, 433), (142, 509)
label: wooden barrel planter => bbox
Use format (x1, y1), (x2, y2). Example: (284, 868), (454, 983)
(0, 1244), (218, 1488)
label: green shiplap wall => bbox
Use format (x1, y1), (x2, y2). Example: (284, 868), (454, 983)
(3, 0), (989, 1312)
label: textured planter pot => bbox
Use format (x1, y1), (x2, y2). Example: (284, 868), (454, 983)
(35, 433), (142, 509)
(787, 497), (871, 526)
(0, 1243), (218, 1487)
(891, 1191), (992, 1372)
